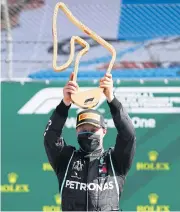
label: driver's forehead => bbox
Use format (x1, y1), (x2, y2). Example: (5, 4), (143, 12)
(77, 123), (99, 131)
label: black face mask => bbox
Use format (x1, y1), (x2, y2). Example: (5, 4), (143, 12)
(77, 132), (101, 153)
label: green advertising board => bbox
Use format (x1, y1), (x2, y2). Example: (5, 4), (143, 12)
(1, 81), (180, 211)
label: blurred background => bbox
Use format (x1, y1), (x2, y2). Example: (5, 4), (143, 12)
(1, 0), (180, 211)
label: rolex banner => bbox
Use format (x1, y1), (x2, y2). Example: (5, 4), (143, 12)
(1, 81), (180, 211)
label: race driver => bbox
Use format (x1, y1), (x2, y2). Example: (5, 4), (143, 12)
(44, 73), (136, 211)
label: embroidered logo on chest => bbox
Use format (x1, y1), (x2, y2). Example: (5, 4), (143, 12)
(72, 160), (84, 171)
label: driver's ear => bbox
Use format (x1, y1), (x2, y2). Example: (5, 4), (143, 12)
(103, 128), (107, 135)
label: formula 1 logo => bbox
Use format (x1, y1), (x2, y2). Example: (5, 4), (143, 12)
(18, 87), (180, 114)
(18, 87), (106, 114)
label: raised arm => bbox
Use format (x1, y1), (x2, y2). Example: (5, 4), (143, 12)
(107, 97), (136, 175)
(44, 73), (78, 174)
(44, 100), (74, 174)
(100, 73), (136, 175)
